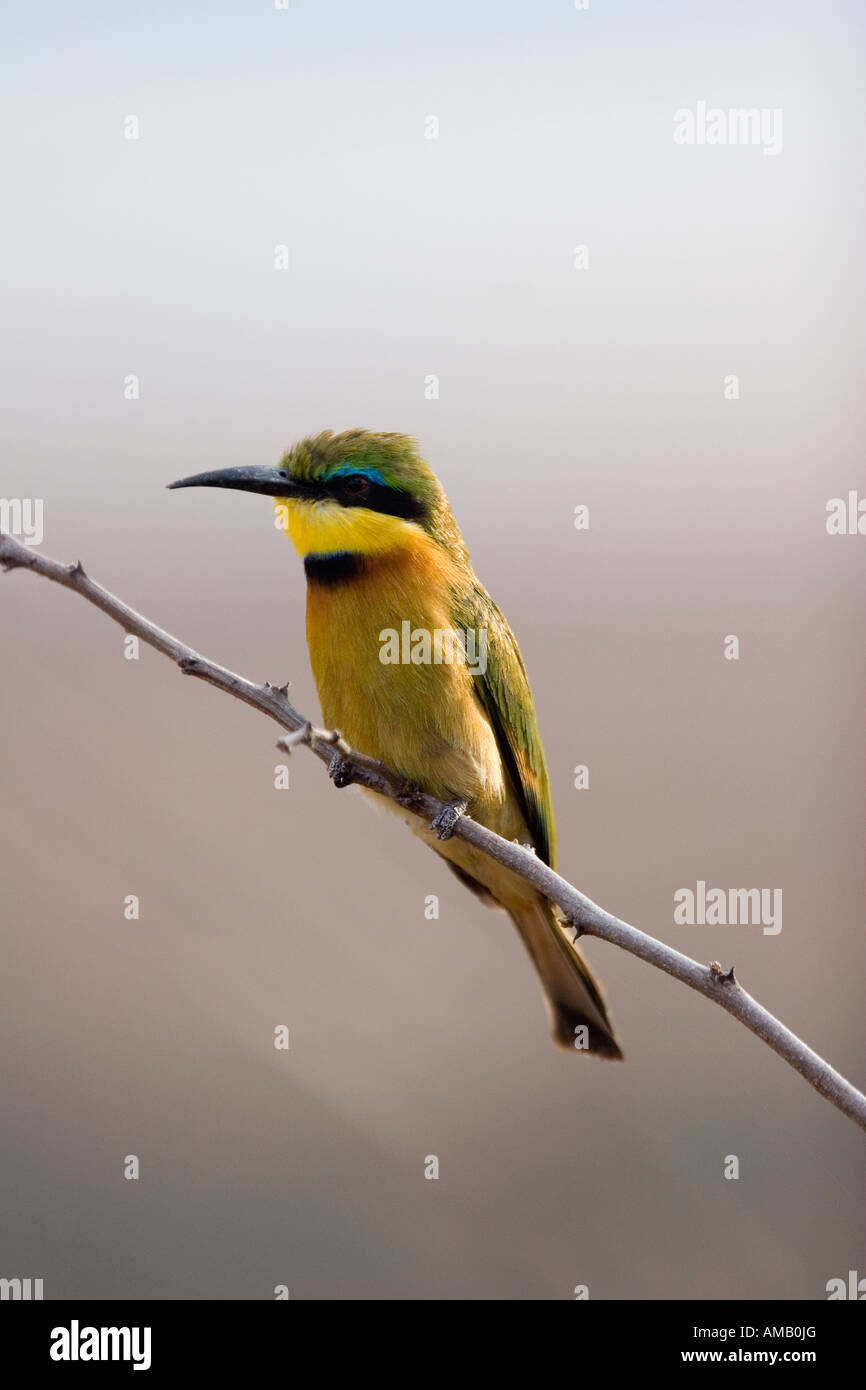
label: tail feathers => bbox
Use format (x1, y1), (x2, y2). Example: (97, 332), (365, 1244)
(510, 900), (623, 1059)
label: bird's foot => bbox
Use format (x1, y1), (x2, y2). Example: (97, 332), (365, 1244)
(328, 752), (354, 788)
(430, 797), (468, 841)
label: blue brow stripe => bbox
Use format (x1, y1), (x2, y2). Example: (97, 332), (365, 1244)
(327, 465), (387, 487)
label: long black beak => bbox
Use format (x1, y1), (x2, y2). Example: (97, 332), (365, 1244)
(168, 466), (312, 498)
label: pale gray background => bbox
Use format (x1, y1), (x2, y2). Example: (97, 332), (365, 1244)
(1, 0), (863, 1298)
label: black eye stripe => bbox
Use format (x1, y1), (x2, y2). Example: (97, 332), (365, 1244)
(324, 475), (428, 521)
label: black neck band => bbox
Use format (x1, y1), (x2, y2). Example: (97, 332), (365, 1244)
(303, 552), (365, 585)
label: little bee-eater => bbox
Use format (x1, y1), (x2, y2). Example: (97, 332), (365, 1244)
(170, 430), (621, 1057)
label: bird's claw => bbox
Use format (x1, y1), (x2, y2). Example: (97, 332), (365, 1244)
(328, 752), (354, 788)
(430, 797), (468, 840)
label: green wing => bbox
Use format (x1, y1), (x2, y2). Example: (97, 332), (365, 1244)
(453, 583), (556, 870)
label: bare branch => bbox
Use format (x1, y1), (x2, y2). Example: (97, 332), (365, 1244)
(3, 529), (864, 1132)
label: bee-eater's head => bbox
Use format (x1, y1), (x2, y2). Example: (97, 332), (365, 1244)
(169, 429), (467, 567)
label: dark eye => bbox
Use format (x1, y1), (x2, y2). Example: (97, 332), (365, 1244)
(342, 474), (371, 498)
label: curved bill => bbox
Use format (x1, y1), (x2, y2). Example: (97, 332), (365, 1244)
(168, 466), (314, 498)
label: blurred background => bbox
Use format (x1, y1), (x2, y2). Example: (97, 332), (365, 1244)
(1, 0), (863, 1299)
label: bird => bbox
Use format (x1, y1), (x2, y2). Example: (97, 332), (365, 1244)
(169, 430), (622, 1057)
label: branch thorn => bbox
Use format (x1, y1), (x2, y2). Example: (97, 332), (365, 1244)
(277, 722), (312, 754)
